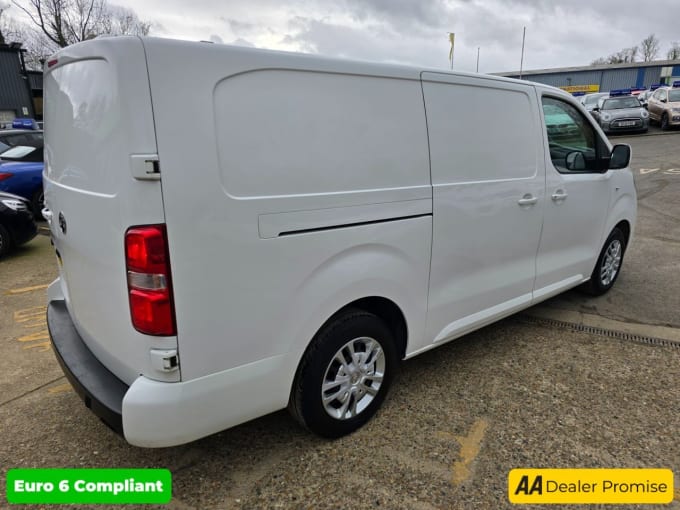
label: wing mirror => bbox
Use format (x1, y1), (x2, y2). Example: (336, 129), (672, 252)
(609, 144), (631, 170)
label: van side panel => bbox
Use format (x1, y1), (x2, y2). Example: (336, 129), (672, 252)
(421, 73), (545, 345)
(141, 39), (433, 392)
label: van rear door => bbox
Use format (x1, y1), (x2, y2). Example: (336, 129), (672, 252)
(43, 37), (178, 384)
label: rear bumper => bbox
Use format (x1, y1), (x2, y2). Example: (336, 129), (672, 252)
(47, 299), (127, 434)
(48, 294), (292, 447)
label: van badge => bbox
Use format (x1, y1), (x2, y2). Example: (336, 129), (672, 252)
(58, 212), (67, 235)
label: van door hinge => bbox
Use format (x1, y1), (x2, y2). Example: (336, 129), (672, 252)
(131, 154), (160, 181)
(150, 349), (179, 372)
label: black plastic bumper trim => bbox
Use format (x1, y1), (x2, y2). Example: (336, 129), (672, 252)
(47, 300), (128, 435)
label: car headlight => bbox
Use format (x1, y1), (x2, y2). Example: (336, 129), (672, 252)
(1, 198), (28, 211)
(641, 110), (649, 118)
(672, 108), (680, 113)
(601, 113), (611, 121)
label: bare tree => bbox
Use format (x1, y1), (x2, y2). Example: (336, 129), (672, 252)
(0, 0), (10, 44)
(11, 0), (150, 48)
(640, 34), (660, 62)
(591, 46), (638, 65)
(668, 41), (680, 60)
(100, 4), (150, 36)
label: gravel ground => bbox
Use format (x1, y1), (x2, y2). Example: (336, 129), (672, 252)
(2, 315), (679, 509)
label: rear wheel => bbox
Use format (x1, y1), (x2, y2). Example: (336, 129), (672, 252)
(0, 224), (12, 257)
(289, 309), (398, 438)
(581, 228), (626, 296)
(661, 113), (669, 131)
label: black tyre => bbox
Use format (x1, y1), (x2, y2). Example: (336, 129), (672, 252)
(661, 113), (669, 131)
(31, 188), (44, 219)
(0, 224), (12, 257)
(289, 309), (398, 438)
(581, 228), (626, 296)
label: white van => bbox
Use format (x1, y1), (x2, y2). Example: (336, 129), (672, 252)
(44, 37), (636, 447)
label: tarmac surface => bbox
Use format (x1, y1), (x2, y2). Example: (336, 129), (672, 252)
(0, 129), (679, 509)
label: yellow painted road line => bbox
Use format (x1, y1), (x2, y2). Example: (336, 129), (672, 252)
(22, 341), (51, 352)
(13, 307), (46, 322)
(48, 383), (73, 394)
(5, 284), (50, 295)
(451, 418), (489, 485)
(17, 331), (49, 342)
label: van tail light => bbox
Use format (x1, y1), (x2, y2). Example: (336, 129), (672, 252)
(125, 225), (176, 336)
(0, 172), (13, 182)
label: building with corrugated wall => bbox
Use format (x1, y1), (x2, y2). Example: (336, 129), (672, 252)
(0, 44), (36, 127)
(495, 59), (680, 93)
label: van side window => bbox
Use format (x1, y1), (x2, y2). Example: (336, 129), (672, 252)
(541, 96), (602, 173)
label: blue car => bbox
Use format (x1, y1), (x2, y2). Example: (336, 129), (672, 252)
(0, 144), (44, 216)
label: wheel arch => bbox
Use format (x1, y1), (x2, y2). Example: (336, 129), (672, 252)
(614, 219), (631, 248)
(333, 296), (408, 361)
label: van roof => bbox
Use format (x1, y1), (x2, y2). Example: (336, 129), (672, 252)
(60, 35), (566, 96)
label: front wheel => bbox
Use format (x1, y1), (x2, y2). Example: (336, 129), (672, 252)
(289, 309), (398, 438)
(661, 113), (669, 131)
(581, 228), (626, 296)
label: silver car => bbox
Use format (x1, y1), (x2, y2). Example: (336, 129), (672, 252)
(580, 92), (608, 113)
(592, 94), (649, 134)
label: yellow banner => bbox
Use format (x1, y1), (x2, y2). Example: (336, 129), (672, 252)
(508, 468), (674, 504)
(559, 84), (600, 93)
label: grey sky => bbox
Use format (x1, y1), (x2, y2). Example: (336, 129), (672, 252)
(62, 0), (680, 72)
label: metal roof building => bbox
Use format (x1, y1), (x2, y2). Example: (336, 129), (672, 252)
(0, 44), (37, 128)
(495, 60), (680, 93)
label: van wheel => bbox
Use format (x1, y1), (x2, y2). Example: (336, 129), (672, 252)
(289, 309), (397, 438)
(0, 224), (12, 257)
(661, 113), (669, 131)
(581, 228), (626, 296)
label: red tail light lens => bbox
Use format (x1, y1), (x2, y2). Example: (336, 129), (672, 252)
(0, 172), (13, 182)
(125, 225), (176, 336)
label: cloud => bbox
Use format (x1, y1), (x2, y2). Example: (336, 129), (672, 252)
(209, 34), (223, 44)
(107, 0), (680, 74)
(231, 37), (255, 47)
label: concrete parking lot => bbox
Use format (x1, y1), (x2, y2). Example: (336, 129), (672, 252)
(1, 131), (679, 509)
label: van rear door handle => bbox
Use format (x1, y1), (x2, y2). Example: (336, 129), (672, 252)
(517, 194), (538, 206)
(551, 191), (568, 202)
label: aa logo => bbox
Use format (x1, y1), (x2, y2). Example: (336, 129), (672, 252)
(514, 475), (542, 495)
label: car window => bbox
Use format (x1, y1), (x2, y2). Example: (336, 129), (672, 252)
(542, 96), (603, 173)
(0, 145), (43, 162)
(602, 97), (641, 110)
(584, 95), (599, 105)
(658, 90), (667, 101)
(669, 89), (680, 102)
(0, 141), (9, 153)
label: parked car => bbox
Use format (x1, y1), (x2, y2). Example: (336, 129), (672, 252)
(646, 84), (680, 130)
(591, 93), (649, 134)
(44, 36), (636, 448)
(0, 191), (37, 258)
(0, 143), (45, 215)
(580, 92), (608, 113)
(0, 129), (43, 155)
(637, 90), (653, 108)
